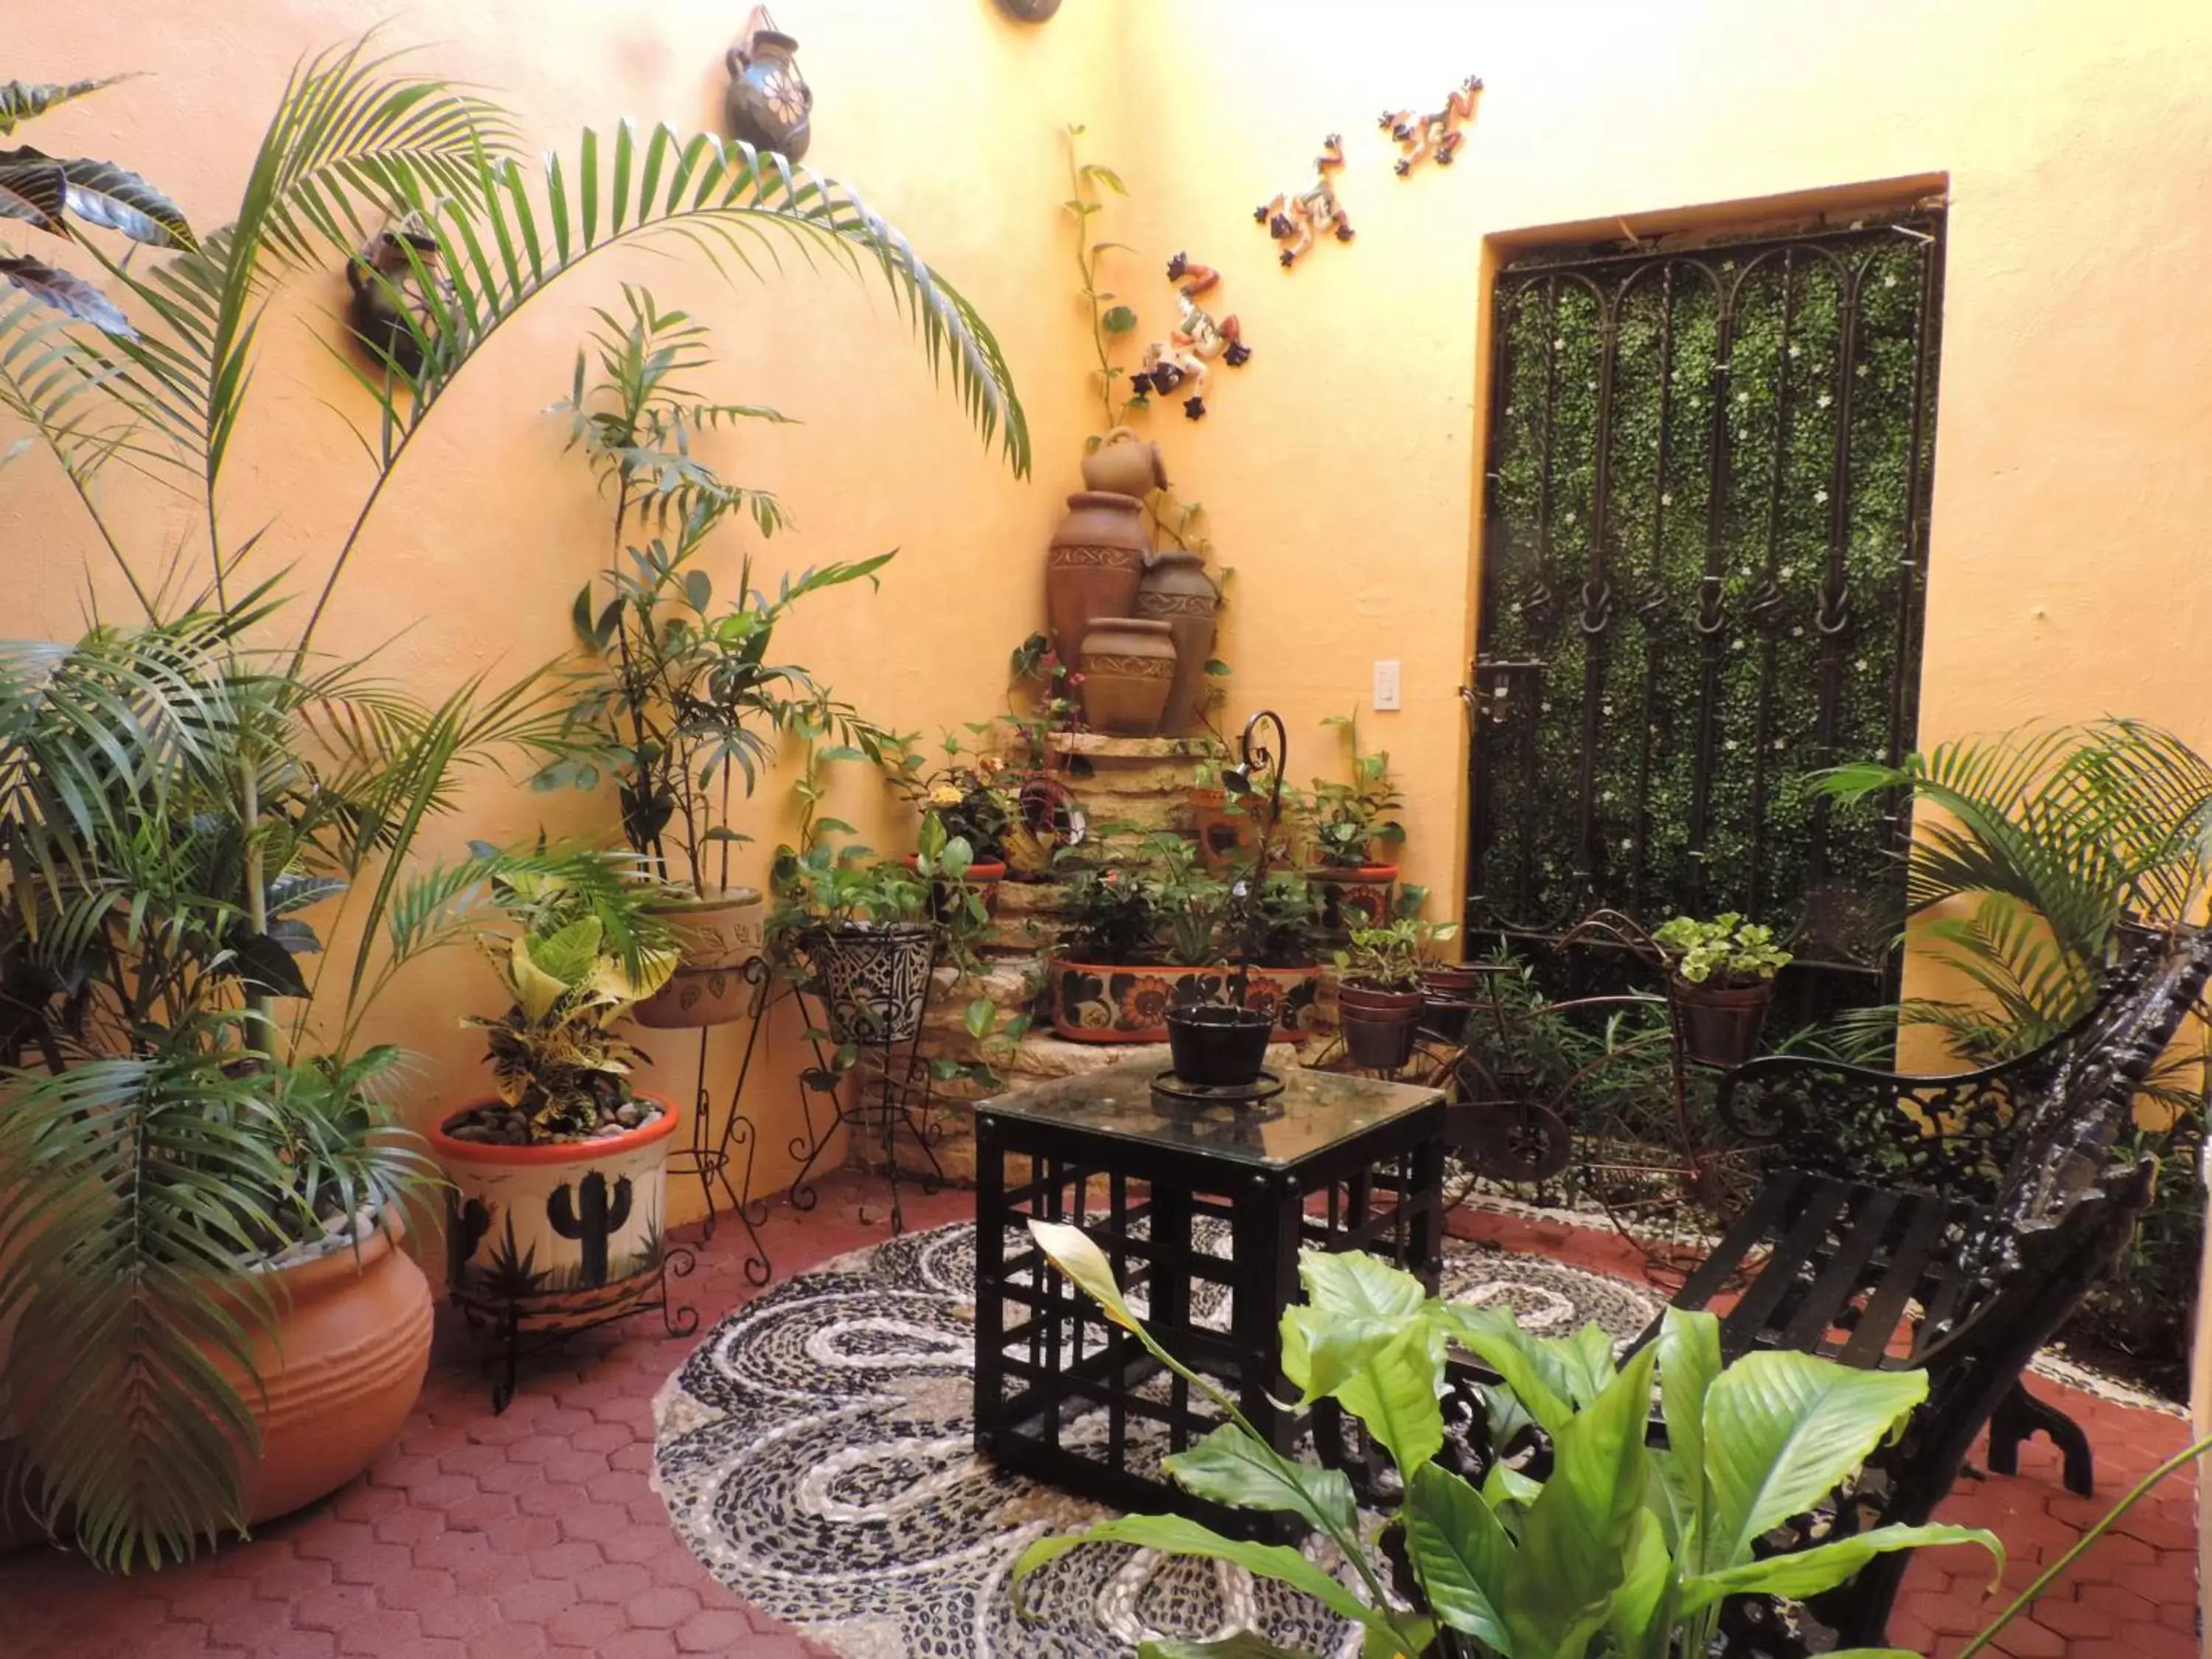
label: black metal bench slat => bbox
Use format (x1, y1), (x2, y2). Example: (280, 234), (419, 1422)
(1834, 1188), (1955, 1368)
(1658, 1167), (1807, 1333)
(1775, 1184), (1905, 1352)
(1716, 1178), (1857, 1355)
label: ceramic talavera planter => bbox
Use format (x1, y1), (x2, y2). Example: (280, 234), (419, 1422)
(723, 15), (812, 160)
(801, 922), (937, 1046)
(1308, 865), (1399, 936)
(1048, 956), (1322, 1043)
(434, 1099), (678, 1323)
(634, 886), (766, 1029)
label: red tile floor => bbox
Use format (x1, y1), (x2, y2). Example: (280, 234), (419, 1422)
(1, 1173), (2199, 1658)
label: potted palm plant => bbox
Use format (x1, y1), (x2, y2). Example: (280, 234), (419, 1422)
(540, 291), (903, 1029)
(437, 858), (681, 1307)
(1335, 914), (1459, 1071)
(1652, 912), (1792, 1066)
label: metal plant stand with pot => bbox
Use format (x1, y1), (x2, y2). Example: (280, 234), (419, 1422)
(785, 925), (948, 1236)
(663, 953), (780, 1290)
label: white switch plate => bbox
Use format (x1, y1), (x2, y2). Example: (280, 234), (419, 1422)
(1373, 659), (1402, 712)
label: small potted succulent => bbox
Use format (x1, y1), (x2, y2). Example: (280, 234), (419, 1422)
(769, 820), (950, 1046)
(436, 859), (681, 1307)
(1299, 712), (1406, 936)
(1335, 914), (1459, 1071)
(1652, 912), (1793, 1067)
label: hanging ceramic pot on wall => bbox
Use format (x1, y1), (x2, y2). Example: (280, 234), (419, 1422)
(1046, 491), (1147, 669)
(1135, 549), (1221, 734)
(1080, 426), (1168, 499)
(1079, 617), (1178, 736)
(724, 7), (812, 161)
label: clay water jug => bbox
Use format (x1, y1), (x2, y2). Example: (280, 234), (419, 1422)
(1079, 617), (1178, 736)
(1134, 549), (1221, 734)
(1046, 492), (1147, 667)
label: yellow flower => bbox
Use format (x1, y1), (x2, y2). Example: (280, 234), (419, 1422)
(928, 782), (967, 807)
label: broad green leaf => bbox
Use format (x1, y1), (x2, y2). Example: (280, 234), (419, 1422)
(1140, 1636), (1320, 1659)
(1606, 1508), (1674, 1659)
(57, 156), (198, 249)
(0, 148), (67, 229)
(1298, 1247), (1427, 1320)
(1654, 1309), (1722, 1568)
(1680, 1522), (2001, 1612)
(0, 75), (130, 136)
(1403, 1463), (1514, 1649)
(1012, 1514), (1380, 1631)
(1500, 1342), (1657, 1658)
(1332, 1321), (1447, 1475)
(1028, 1218), (1140, 1332)
(0, 252), (132, 335)
(1162, 1424), (1357, 1537)
(1102, 304), (1138, 334)
(1702, 1353), (1927, 1569)
(1434, 1305), (1576, 1437)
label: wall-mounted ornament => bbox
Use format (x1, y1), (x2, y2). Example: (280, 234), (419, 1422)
(1131, 253), (1250, 420)
(345, 213), (448, 375)
(1254, 135), (1353, 270)
(1381, 76), (1482, 176)
(725, 6), (813, 161)
(997, 0), (1063, 19)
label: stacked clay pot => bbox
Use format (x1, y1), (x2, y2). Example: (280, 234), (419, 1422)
(1134, 549), (1220, 735)
(1046, 490), (1149, 702)
(1079, 616), (1178, 735)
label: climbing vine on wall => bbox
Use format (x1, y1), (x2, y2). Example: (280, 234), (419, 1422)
(1470, 215), (1943, 987)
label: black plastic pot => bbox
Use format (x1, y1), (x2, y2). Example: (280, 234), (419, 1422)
(1165, 1004), (1272, 1087)
(1673, 977), (1773, 1068)
(1339, 984), (1425, 1071)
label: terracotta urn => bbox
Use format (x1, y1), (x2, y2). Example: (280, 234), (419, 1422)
(1046, 491), (1148, 668)
(724, 19), (812, 161)
(1079, 425), (1168, 499)
(219, 1217), (433, 1524)
(1135, 549), (1221, 735)
(1079, 617), (1178, 737)
(634, 885), (766, 1029)
(434, 1097), (680, 1324)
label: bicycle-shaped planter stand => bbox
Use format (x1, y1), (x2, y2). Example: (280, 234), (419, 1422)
(1304, 909), (1760, 1274)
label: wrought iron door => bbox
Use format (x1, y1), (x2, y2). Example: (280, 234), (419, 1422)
(1467, 214), (1944, 994)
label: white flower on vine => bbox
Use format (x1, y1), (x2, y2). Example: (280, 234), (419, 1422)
(1779, 563), (1795, 577)
(1855, 362), (1870, 378)
(1883, 272), (1898, 288)
(1620, 838), (1633, 851)
(1791, 626), (1804, 638)
(1553, 337), (1565, 350)
(1724, 738), (1738, 751)
(1813, 488), (1829, 504)
(1731, 638), (1746, 650)
(1787, 344), (1801, 359)
(1736, 391), (1750, 405)
(1601, 703), (1615, 717)
(1541, 701), (1554, 713)
(1817, 393), (1833, 410)
(1856, 658), (1871, 672)
(1660, 492), (1674, 507)
(1773, 739), (1787, 751)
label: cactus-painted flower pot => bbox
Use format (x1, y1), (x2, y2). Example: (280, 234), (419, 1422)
(1046, 957), (1322, 1043)
(431, 1096), (678, 1326)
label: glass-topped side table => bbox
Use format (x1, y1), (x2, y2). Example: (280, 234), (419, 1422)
(972, 1057), (1446, 1537)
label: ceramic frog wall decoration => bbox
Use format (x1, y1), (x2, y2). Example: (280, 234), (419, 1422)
(1382, 75), (1483, 176)
(1130, 253), (1251, 419)
(1254, 134), (1353, 269)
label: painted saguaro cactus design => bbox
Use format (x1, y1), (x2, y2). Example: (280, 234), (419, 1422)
(445, 1194), (493, 1287)
(547, 1171), (634, 1287)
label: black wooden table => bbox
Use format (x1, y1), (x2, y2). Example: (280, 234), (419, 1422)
(972, 1058), (1446, 1537)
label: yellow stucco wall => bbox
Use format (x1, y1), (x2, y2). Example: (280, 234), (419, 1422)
(7, 0), (2212, 1239)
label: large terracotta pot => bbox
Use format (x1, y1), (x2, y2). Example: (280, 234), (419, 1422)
(1046, 491), (1148, 668)
(1080, 426), (1168, 498)
(1135, 550), (1221, 735)
(221, 1217), (433, 1525)
(1047, 957), (1322, 1043)
(800, 922), (937, 1045)
(434, 1098), (678, 1320)
(634, 886), (765, 1029)
(1080, 616), (1177, 737)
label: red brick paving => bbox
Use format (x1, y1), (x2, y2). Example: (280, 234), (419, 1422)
(0, 1177), (2197, 1655)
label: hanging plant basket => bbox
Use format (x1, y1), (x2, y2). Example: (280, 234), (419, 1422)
(802, 922), (937, 1045)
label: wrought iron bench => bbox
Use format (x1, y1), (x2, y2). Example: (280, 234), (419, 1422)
(1655, 923), (2212, 1648)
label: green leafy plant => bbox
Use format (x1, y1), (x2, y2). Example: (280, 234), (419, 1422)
(1145, 832), (1234, 967)
(1012, 1222), (2000, 1659)
(1336, 915), (1457, 992)
(536, 288), (897, 890)
(1066, 123), (1138, 431)
(881, 726), (1018, 861)
(1301, 711), (1406, 869)
(1652, 913), (1791, 987)
(460, 852), (676, 1139)
(0, 72), (195, 339)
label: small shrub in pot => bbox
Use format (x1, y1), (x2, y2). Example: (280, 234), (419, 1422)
(1335, 915), (1457, 1071)
(1652, 911), (1792, 1067)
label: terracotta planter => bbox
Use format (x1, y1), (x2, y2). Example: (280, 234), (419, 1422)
(1080, 426), (1168, 498)
(1135, 550), (1221, 735)
(723, 26), (811, 160)
(434, 1098), (678, 1319)
(220, 1217), (433, 1525)
(1339, 984), (1425, 1071)
(634, 886), (766, 1028)
(1048, 956), (1321, 1043)
(1674, 978), (1775, 1068)
(1307, 865), (1400, 936)
(801, 922), (936, 1045)
(1080, 616), (1177, 737)
(1046, 491), (1148, 668)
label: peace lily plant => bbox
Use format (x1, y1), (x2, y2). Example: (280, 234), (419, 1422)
(1012, 1222), (2004, 1659)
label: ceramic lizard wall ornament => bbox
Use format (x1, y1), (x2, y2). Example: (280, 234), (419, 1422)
(1253, 134), (1353, 269)
(1382, 76), (1483, 176)
(1131, 253), (1251, 420)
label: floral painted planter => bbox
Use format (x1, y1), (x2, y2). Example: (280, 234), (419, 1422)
(432, 1097), (677, 1322)
(1047, 957), (1322, 1043)
(634, 886), (766, 1029)
(1307, 865), (1399, 936)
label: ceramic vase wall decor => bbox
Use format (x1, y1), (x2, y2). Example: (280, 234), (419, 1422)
(345, 215), (449, 375)
(1135, 549), (1221, 734)
(725, 6), (812, 161)
(633, 886), (767, 1028)
(1079, 616), (1177, 737)
(434, 1102), (678, 1326)
(1046, 490), (1148, 667)
(1254, 134), (1354, 269)
(1079, 425), (1168, 498)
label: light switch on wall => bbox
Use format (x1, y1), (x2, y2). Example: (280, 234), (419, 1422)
(1373, 659), (1402, 712)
